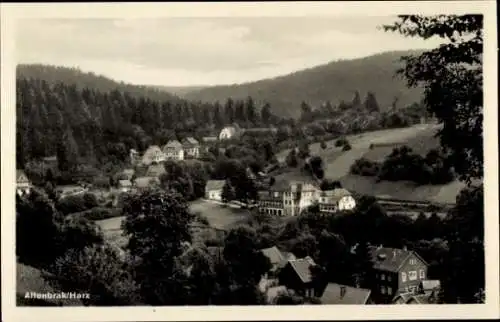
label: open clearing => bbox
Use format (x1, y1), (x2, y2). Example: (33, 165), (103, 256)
(274, 124), (468, 203)
(95, 200), (251, 246)
(189, 199), (251, 230)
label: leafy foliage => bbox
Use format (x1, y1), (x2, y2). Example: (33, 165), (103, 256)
(383, 15), (483, 183)
(121, 189), (195, 304)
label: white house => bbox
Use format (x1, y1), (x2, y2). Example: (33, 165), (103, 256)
(318, 188), (356, 212)
(163, 140), (184, 161)
(219, 124), (242, 140)
(182, 137), (200, 159)
(16, 170), (31, 196)
(141, 145), (165, 165)
(205, 180), (225, 201)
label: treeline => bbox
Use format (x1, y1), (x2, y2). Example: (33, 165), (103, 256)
(350, 146), (456, 185)
(16, 76), (283, 168)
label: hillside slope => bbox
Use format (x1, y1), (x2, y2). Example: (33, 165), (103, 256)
(16, 64), (184, 103)
(182, 50), (425, 118)
(275, 125), (467, 203)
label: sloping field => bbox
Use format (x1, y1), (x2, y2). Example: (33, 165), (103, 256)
(275, 124), (468, 203)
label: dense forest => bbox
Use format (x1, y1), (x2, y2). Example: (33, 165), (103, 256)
(181, 50), (425, 118)
(17, 64), (428, 177)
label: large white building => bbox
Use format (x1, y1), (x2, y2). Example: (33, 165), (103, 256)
(257, 180), (356, 216)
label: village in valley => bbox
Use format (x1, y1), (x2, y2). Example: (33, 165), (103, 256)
(14, 14), (485, 307)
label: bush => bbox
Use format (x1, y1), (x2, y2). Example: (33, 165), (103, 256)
(335, 138), (346, 147)
(350, 158), (380, 176)
(74, 207), (120, 221)
(320, 141), (327, 149)
(342, 143), (352, 151)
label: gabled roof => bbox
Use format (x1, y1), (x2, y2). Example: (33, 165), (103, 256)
(164, 140), (183, 148)
(320, 283), (371, 305)
(122, 168), (135, 176)
(146, 164), (166, 177)
(260, 246), (285, 266)
(16, 170), (29, 183)
(202, 136), (218, 142)
(134, 176), (160, 188)
(183, 137), (200, 145)
(392, 292), (414, 304)
(288, 256), (316, 284)
(407, 294), (432, 304)
(369, 247), (428, 272)
(118, 179), (132, 187)
(206, 180), (225, 191)
(420, 280), (441, 292)
(320, 188), (352, 199)
(42, 156), (58, 162)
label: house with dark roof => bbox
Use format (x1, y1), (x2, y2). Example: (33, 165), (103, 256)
(278, 256), (321, 298)
(182, 137), (200, 159)
(205, 180), (225, 201)
(16, 170), (31, 196)
(319, 283), (373, 305)
(393, 291), (438, 304)
(368, 246), (429, 303)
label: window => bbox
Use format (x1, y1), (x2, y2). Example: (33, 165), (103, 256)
(387, 275), (392, 282)
(380, 273), (385, 281)
(401, 272), (407, 282)
(419, 269), (425, 279)
(380, 286), (386, 294)
(408, 271), (417, 281)
(410, 259), (416, 265)
(387, 287), (393, 295)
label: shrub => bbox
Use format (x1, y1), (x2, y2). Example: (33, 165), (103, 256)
(350, 158), (380, 176)
(320, 141), (327, 149)
(342, 143), (352, 151)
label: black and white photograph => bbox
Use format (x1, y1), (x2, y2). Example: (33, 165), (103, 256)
(1, 1), (498, 321)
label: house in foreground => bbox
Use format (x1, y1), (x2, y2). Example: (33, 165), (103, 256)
(205, 180), (225, 201)
(278, 256), (321, 298)
(260, 246), (296, 275)
(319, 283), (373, 305)
(16, 170), (31, 196)
(368, 246), (429, 303)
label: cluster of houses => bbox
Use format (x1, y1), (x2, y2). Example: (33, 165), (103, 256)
(130, 137), (202, 165)
(257, 245), (439, 304)
(177, 242), (440, 305)
(204, 178), (357, 216)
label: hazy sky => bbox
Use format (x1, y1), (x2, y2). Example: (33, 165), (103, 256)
(16, 17), (445, 86)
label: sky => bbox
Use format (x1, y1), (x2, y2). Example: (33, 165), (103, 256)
(15, 16), (445, 87)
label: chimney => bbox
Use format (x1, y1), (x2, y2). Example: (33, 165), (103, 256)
(403, 246), (407, 251)
(340, 286), (346, 298)
(392, 250), (397, 260)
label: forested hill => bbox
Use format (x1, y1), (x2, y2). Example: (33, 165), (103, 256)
(181, 50), (425, 118)
(16, 64), (184, 104)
